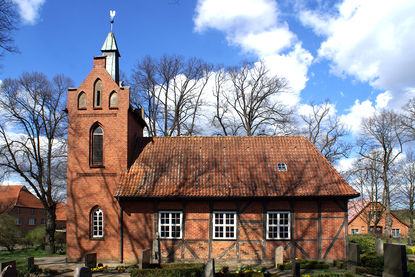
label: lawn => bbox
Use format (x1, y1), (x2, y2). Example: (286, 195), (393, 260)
(0, 246), (64, 258)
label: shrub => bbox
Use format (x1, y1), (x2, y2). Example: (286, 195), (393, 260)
(24, 226), (46, 247)
(359, 253), (383, 276)
(130, 263), (205, 277)
(0, 214), (22, 251)
(349, 234), (376, 254)
(277, 259), (330, 271)
(407, 246), (415, 255)
(408, 262), (415, 277)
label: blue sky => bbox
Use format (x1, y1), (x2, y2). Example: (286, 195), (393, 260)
(1, 0), (415, 138)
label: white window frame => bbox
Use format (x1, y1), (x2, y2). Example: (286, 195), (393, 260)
(266, 211), (290, 240)
(28, 218), (36, 225)
(92, 208), (104, 238)
(352, 228), (359, 234)
(158, 211), (183, 239)
(392, 229), (400, 238)
(213, 211), (236, 240)
(15, 218), (22, 225)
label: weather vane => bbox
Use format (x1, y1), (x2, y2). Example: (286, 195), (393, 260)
(110, 10), (116, 32)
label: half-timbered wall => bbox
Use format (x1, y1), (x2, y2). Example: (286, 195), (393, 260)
(120, 198), (348, 264)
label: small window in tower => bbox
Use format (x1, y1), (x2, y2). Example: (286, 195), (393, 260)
(78, 91), (87, 109)
(277, 163), (287, 171)
(94, 79), (103, 108)
(109, 91), (118, 108)
(91, 125), (103, 165)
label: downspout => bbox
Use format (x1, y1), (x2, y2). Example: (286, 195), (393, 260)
(116, 196), (123, 263)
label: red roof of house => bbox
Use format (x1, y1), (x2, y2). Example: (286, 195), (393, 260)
(348, 198), (370, 221)
(0, 185), (43, 212)
(116, 136), (359, 198)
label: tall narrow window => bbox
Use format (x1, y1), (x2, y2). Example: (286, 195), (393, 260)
(92, 208), (103, 238)
(92, 126), (103, 165)
(78, 91), (87, 109)
(109, 91), (118, 108)
(94, 79), (102, 108)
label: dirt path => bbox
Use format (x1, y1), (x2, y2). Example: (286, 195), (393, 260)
(34, 256), (130, 276)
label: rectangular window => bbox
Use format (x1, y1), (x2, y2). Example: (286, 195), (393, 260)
(213, 211), (236, 239)
(28, 218), (36, 225)
(31, 208), (35, 215)
(16, 207), (20, 215)
(15, 218), (22, 225)
(352, 229), (359, 234)
(266, 211), (290, 239)
(392, 229), (400, 238)
(159, 211), (183, 239)
(41, 219), (46, 225)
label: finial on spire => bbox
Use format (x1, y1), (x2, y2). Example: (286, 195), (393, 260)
(110, 10), (116, 32)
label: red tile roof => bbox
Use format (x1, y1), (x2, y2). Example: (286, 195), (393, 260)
(116, 136), (359, 198)
(0, 185), (43, 212)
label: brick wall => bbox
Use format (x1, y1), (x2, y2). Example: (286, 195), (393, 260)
(8, 206), (46, 234)
(348, 206), (409, 237)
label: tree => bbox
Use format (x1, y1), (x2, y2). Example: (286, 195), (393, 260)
(0, 0), (18, 58)
(130, 55), (213, 136)
(0, 72), (72, 253)
(397, 152), (415, 235)
(358, 110), (408, 237)
(347, 151), (384, 234)
(212, 60), (293, 136)
(300, 101), (352, 164)
(0, 214), (22, 251)
(402, 98), (415, 139)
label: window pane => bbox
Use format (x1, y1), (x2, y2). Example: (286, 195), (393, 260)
(92, 133), (103, 164)
(110, 92), (118, 108)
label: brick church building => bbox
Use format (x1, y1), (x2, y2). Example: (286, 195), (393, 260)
(66, 31), (359, 264)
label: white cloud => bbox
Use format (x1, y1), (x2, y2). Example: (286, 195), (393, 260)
(12, 0), (45, 25)
(299, 0), (415, 108)
(335, 157), (357, 173)
(375, 91), (392, 110)
(194, 0), (313, 101)
(340, 99), (375, 135)
(0, 179), (22, 186)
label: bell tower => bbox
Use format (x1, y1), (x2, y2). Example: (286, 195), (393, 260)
(101, 32), (120, 84)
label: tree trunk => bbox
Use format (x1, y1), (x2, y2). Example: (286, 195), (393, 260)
(45, 204), (56, 254)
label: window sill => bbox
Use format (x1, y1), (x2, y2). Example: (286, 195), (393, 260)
(78, 108), (87, 111)
(90, 165), (105, 168)
(159, 237), (182, 240)
(90, 237), (105, 241)
(109, 107), (118, 110)
(212, 238), (236, 241)
(93, 107), (103, 110)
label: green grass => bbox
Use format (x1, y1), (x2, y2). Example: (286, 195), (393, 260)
(0, 246), (64, 258)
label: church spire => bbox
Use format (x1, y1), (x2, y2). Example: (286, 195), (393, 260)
(101, 10), (120, 84)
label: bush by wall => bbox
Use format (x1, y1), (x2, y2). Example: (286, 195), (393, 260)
(348, 234), (376, 254)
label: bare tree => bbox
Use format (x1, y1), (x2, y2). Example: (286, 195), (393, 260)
(0, 72), (72, 253)
(0, 0), (18, 58)
(130, 55), (213, 136)
(358, 110), (408, 237)
(402, 98), (415, 139)
(300, 101), (352, 164)
(397, 152), (415, 235)
(347, 152), (384, 233)
(213, 61), (293, 136)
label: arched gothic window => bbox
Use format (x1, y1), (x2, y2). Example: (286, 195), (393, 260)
(91, 207), (103, 238)
(78, 92), (87, 109)
(91, 125), (103, 165)
(94, 79), (103, 108)
(109, 91), (118, 108)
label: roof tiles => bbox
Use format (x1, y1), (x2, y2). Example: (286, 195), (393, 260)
(116, 136), (359, 198)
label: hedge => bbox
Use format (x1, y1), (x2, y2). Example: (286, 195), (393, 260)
(130, 263), (205, 277)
